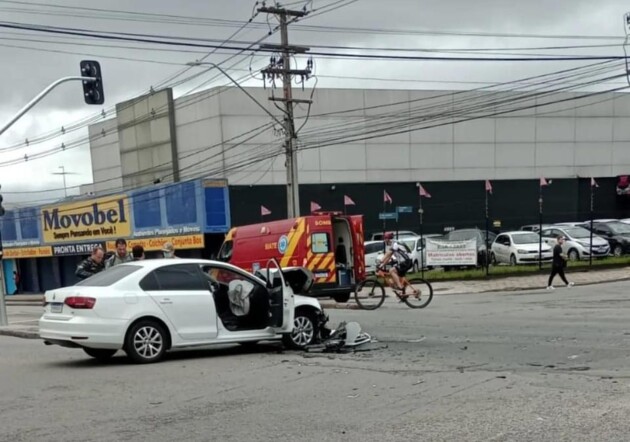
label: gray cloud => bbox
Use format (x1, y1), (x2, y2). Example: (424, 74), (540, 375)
(1, 0), (629, 203)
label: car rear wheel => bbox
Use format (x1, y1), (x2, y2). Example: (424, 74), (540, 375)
(283, 310), (318, 350)
(614, 245), (623, 257)
(83, 348), (117, 362)
(333, 293), (350, 303)
(125, 320), (167, 364)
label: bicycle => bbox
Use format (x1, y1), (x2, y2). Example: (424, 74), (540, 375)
(354, 267), (434, 310)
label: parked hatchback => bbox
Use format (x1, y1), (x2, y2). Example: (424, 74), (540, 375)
(398, 234), (444, 272)
(585, 221), (630, 256)
(491, 231), (552, 265)
(540, 226), (610, 261)
(364, 240), (385, 274)
(443, 228), (495, 267)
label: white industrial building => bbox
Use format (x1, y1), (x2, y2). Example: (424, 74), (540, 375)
(82, 86), (630, 196)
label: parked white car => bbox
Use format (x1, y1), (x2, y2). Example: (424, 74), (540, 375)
(540, 226), (610, 261)
(370, 230), (418, 241)
(39, 259), (328, 364)
(398, 234), (443, 272)
(364, 240), (386, 274)
(491, 231), (552, 265)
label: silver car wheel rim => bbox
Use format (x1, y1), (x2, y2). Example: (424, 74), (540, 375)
(291, 316), (314, 347)
(133, 326), (163, 359)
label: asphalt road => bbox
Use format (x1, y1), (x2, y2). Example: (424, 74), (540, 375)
(2, 282), (630, 441)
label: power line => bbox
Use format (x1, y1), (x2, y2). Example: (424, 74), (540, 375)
(2, 21), (628, 62)
(0, 0), (622, 41)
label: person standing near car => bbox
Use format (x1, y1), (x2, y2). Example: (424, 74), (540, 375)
(106, 238), (133, 268)
(547, 236), (574, 290)
(75, 246), (105, 280)
(132, 245), (145, 261)
(161, 242), (179, 259)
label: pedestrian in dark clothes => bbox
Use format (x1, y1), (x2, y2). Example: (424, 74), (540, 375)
(547, 236), (574, 290)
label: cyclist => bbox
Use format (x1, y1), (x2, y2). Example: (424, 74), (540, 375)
(378, 232), (419, 298)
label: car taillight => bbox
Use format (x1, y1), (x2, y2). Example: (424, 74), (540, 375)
(64, 296), (96, 309)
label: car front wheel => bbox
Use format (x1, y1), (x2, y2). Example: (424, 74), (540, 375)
(125, 320), (168, 364)
(283, 310), (318, 350)
(568, 249), (580, 261)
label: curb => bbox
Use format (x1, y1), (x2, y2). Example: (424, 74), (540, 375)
(477, 276), (630, 295)
(0, 327), (40, 339)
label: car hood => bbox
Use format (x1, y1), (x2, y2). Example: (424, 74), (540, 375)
(514, 243), (551, 252)
(572, 236), (609, 246)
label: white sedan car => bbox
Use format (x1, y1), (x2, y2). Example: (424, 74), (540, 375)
(40, 259), (328, 364)
(491, 231), (553, 265)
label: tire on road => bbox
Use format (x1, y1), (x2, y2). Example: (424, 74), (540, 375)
(333, 293), (351, 303)
(568, 248), (580, 261)
(124, 319), (169, 364)
(283, 309), (318, 350)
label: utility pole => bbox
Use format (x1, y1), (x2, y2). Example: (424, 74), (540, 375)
(259, 5), (312, 218)
(51, 166), (77, 198)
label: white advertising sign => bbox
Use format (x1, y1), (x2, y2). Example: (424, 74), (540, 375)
(426, 238), (478, 266)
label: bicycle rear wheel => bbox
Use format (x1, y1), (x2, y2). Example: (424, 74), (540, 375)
(354, 279), (386, 310)
(402, 278), (434, 309)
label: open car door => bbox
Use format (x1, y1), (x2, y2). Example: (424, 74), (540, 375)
(265, 258), (295, 334)
(349, 215), (366, 282)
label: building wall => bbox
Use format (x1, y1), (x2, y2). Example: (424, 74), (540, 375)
(232, 178), (630, 236)
(170, 87), (630, 186)
(116, 88), (179, 189)
(86, 118), (122, 194)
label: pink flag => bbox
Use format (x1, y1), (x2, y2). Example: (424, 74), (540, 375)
(261, 205), (271, 216)
(540, 177), (549, 187)
(485, 179), (493, 194)
(310, 201), (321, 213)
(344, 195), (355, 206)
(591, 177), (599, 188)
(419, 184), (432, 198)
(383, 190), (392, 204)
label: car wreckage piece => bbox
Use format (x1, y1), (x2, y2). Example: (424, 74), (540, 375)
(307, 321), (372, 352)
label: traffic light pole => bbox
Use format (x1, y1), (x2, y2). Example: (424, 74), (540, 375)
(0, 270), (7, 327)
(0, 76), (97, 137)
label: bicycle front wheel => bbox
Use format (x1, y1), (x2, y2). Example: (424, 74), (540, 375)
(403, 278), (434, 309)
(354, 279), (386, 310)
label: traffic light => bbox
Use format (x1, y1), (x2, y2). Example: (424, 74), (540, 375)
(80, 60), (104, 105)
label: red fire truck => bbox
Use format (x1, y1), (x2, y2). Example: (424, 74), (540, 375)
(218, 212), (365, 302)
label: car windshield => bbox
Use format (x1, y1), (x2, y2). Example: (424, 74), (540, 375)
(511, 233), (539, 244)
(609, 222), (630, 234)
(401, 239), (416, 250)
(449, 230), (477, 241)
(564, 227), (591, 239)
(75, 264), (141, 287)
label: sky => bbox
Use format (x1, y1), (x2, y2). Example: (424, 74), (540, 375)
(1, 0), (630, 206)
